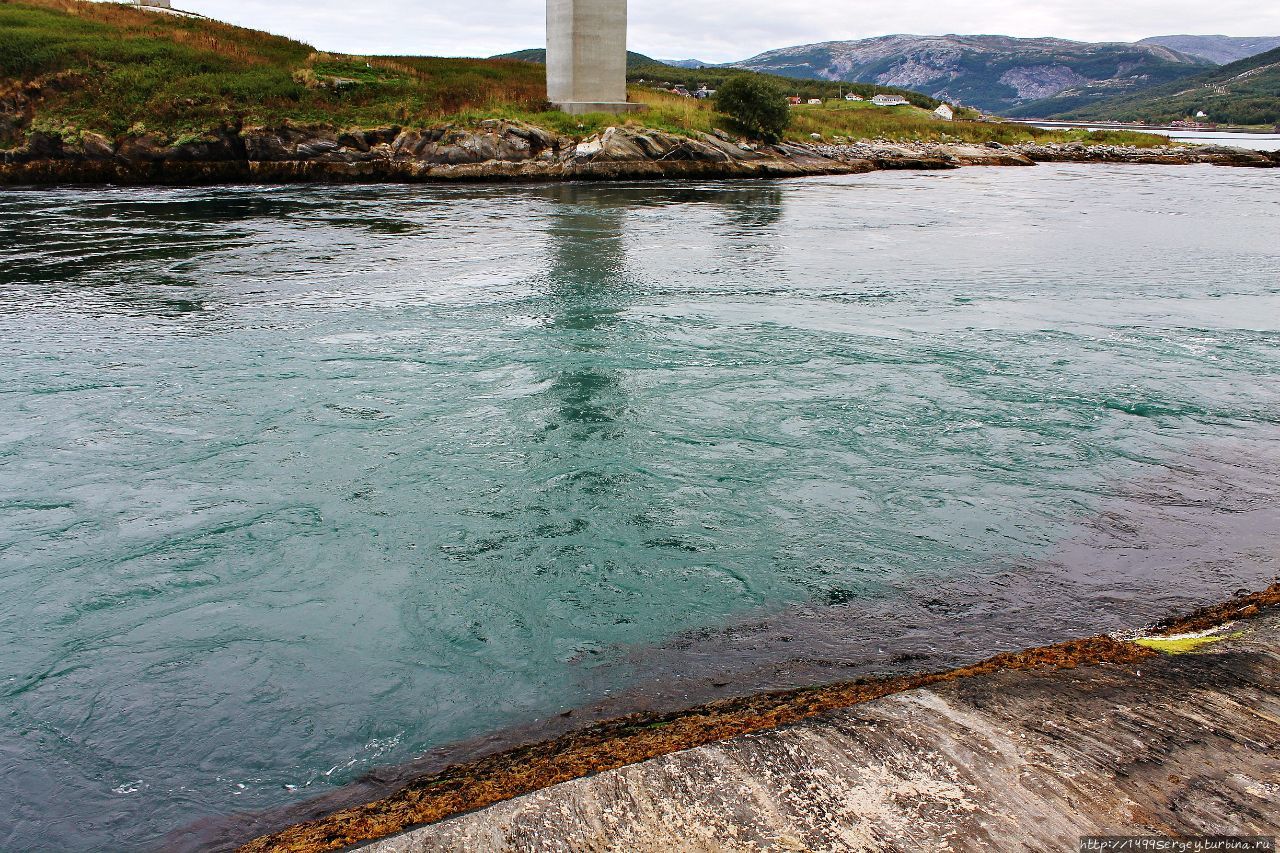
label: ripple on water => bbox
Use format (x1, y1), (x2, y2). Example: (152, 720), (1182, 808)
(0, 164), (1278, 851)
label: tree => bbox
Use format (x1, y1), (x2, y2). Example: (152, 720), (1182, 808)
(715, 76), (791, 142)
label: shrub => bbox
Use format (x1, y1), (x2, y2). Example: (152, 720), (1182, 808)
(714, 75), (790, 142)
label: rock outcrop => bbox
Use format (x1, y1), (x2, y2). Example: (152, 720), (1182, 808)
(364, 611), (1280, 853)
(815, 138), (1280, 168)
(1, 121), (1276, 186)
(228, 586), (1280, 853)
(0, 121), (871, 186)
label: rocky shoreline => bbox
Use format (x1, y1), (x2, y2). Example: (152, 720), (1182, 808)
(360, 608), (1280, 853)
(2, 120), (1278, 186)
(219, 584), (1280, 853)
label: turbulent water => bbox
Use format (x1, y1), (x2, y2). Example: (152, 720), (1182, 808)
(1, 164), (1278, 851)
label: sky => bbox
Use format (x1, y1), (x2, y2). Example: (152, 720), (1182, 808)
(183, 0), (1280, 63)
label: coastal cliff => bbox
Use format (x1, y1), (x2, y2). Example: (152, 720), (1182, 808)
(2, 120), (1277, 186)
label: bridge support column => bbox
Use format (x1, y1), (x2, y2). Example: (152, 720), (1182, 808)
(546, 0), (645, 114)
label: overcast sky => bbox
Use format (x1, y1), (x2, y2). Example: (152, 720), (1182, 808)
(184, 0), (1280, 63)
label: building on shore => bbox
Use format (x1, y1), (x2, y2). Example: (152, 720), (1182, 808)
(871, 94), (909, 107)
(932, 104), (954, 121)
(131, 0), (204, 16)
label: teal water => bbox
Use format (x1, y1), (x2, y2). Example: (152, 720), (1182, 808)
(1, 165), (1279, 850)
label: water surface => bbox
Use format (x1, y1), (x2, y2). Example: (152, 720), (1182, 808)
(1, 165), (1278, 850)
(1028, 122), (1280, 150)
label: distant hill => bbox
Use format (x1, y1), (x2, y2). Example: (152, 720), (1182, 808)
(490, 48), (660, 70)
(492, 50), (945, 109)
(1024, 46), (1280, 125)
(660, 58), (712, 68)
(1138, 35), (1280, 65)
(725, 34), (1210, 114)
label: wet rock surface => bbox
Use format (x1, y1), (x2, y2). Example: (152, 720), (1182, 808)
(365, 610), (1280, 853)
(223, 587), (1280, 853)
(2, 121), (1276, 186)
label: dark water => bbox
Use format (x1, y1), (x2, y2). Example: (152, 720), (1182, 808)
(1, 165), (1278, 851)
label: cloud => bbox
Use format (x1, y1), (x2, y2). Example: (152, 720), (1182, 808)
(184, 0), (1280, 62)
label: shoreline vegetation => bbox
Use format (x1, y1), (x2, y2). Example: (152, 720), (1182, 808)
(5, 0), (1277, 187)
(193, 583), (1280, 853)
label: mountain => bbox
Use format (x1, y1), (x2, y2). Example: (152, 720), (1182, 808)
(490, 50), (945, 108)
(1027, 46), (1280, 125)
(1138, 35), (1280, 65)
(726, 34), (1210, 113)
(660, 59), (713, 68)
(490, 48), (660, 70)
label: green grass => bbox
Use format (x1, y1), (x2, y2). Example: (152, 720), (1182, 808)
(0, 0), (547, 139)
(486, 93), (1168, 147)
(784, 101), (1165, 146)
(0, 0), (1170, 150)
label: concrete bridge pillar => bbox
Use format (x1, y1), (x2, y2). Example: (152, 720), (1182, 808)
(546, 0), (644, 114)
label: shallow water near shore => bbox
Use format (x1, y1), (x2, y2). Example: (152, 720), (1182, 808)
(2, 164), (1279, 851)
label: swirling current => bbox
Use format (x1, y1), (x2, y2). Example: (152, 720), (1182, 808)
(1, 164), (1278, 850)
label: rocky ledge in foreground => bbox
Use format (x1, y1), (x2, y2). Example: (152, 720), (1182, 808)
(234, 585), (1280, 853)
(367, 616), (1280, 853)
(2, 121), (1278, 186)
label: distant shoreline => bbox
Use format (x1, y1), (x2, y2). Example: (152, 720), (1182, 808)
(3, 122), (1277, 188)
(1007, 118), (1280, 135)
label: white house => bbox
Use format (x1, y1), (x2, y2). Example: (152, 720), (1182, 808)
(844, 93), (864, 101)
(871, 94), (909, 107)
(807, 98), (823, 105)
(932, 104), (954, 121)
(132, 0), (204, 17)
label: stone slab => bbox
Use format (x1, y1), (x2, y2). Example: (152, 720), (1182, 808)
(366, 615), (1280, 852)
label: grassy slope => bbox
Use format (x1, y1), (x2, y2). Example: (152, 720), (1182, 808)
(0, 0), (1165, 149)
(0, 0), (549, 139)
(1015, 46), (1280, 125)
(620, 92), (1164, 147)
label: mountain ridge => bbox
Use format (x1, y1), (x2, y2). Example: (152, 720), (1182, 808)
(1022, 45), (1280, 124)
(722, 34), (1210, 113)
(1138, 35), (1280, 65)
(491, 48), (662, 69)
